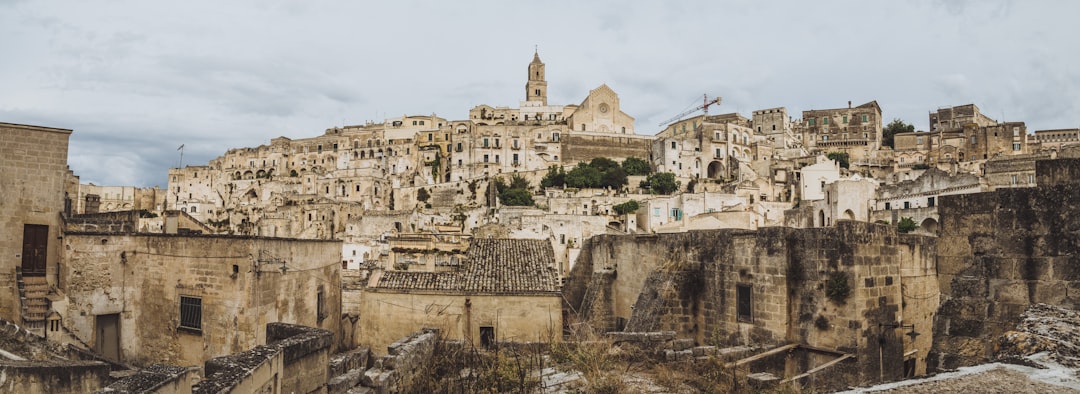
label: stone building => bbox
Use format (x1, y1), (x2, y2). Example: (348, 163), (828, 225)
(69, 184), (165, 215)
(796, 101), (883, 160)
(1032, 128), (1080, 152)
(871, 167), (983, 233)
(358, 239), (562, 352)
(652, 113), (756, 181)
(0, 122), (72, 332)
(58, 232), (343, 367)
(895, 104), (1035, 170)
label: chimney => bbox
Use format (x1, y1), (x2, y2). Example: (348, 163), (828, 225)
(848, 101), (852, 109)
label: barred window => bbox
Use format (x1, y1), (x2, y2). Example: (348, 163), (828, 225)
(179, 296), (202, 331)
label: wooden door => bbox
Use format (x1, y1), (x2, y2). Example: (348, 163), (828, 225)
(96, 314), (120, 361)
(21, 224), (48, 276)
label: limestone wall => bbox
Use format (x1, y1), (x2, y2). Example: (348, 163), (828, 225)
(569, 222), (937, 387)
(0, 360), (111, 393)
(193, 323), (333, 394)
(559, 133), (651, 165)
(929, 161), (1080, 371)
(60, 233), (342, 366)
(358, 291), (562, 354)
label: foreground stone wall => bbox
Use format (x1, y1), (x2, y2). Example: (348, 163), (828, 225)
(569, 222), (937, 388)
(929, 159), (1080, 371)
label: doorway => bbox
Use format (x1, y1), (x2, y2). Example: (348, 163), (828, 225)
(96, 314), (120, 361)
(21, 224), (48, 276)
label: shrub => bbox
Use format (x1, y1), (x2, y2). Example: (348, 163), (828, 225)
(897, 217), (918, 233)
(613, 200), (640, 215)
(825, 271), (850, 304)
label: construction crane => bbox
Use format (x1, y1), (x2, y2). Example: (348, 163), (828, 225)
(659, 94), (722, 127)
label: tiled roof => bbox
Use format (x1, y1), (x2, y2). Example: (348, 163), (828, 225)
(374, 239), (558, 294)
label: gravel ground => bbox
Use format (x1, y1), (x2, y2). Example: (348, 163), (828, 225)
(848, 364), (1080, 394)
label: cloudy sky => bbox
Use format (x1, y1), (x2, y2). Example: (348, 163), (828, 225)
(2, 1), (1078, 187)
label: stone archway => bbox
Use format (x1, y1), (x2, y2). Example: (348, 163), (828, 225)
(920, 218), (939, 234)
(843, 209), (856, 221)
(707, 160), (726, 179)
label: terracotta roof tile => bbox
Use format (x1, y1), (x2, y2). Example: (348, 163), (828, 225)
(374, 239), (557, 294)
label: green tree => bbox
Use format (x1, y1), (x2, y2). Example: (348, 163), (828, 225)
(599, 166), (628, 189)
(897, 217), (918, 233)
(495, 174), (534, 206)
(827, 152), (850, 169)
(589, 157), (620, 173)
(686, 178), (698, 193)
(622, 157), (651, 176)
(641, 172), (680, 195)
(883, 118), (915, 149)
(500, 188), (534, 206)
(416, 187), (430, 202)
(540, 165), (566, 188)
(566, 164), (602, 188)
(508, 174), (531, 191)
(613, 200), (640, 215)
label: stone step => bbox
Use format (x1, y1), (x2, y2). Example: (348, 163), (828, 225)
(22, 276), (48, 285)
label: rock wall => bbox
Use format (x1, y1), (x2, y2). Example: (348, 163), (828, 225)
(929, 159), (1080, 372)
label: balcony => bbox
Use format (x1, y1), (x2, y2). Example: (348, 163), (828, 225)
(816, 139), (869, 147)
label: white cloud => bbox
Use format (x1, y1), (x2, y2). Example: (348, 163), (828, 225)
(1, 0), (1078, 186)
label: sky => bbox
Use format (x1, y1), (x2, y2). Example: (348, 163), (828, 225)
(2, 1), (1078, 188)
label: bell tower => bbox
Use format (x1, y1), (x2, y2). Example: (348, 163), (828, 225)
(525, 50), (547, 105)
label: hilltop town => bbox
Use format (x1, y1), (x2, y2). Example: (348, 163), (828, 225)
(3, 53), (1080, 392)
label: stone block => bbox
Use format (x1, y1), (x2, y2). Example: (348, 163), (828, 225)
(672, 338), (694, 351)
(675, 350), (693, 361)
(692, 345), (716, 357)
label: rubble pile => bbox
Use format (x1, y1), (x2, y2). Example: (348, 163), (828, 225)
(995, 303), (1080, 369)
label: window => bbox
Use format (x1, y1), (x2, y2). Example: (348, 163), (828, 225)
(1013, 143), (1021, 151)
(535, 89), (541, 97)
(809, 119), (815, 126)
(483, 154), (489, 163)
(670, 208), (683, 220)
(1013, 127), (1019, 137)
(428, 133), (433, 141)
(671, 141), (677, 149)
(483, 138), (489, 147)
(927, 197), (935, 208)
(843, 115), (848, 123)
(179, 296), (202, 331)
(885, 202), (891, 210)
(1029, 174), (1035, 184)
(822, 117), (829, 125)
(736, 284), (752, 322)
(862, 115), (868, 122)
(317, 287), (327, 321)
(653, 208), (660, 217)
(480, 326), (495, 348)
(1011, 175), (1018, 185)
(917, 136), (923, 144)
(970, 136), (977, 145)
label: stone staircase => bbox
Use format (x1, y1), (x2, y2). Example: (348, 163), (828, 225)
(18, 275), (49, 335)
